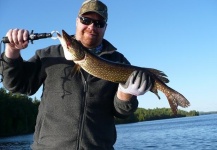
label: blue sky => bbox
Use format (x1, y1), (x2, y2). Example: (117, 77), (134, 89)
(0, 0), (217, 112)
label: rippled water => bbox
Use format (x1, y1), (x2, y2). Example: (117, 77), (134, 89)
(0, 114), (216, 150)
(0, 134), (33, 150)
(115, 114), (217, 150)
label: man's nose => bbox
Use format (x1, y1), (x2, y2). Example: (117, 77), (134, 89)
(87, 23), (96, 30)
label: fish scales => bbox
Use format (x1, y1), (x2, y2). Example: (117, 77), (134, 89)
(58, 30), (190, 115)
(82, 53), (136, 82)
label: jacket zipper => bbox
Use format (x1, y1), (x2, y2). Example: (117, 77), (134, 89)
(77, 73), (88, 150)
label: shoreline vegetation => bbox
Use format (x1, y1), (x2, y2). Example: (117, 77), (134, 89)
(115, 108), (199, 124)
(0, 87), (214, 137)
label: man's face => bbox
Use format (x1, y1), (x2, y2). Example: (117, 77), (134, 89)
(75, 12), (107, 49)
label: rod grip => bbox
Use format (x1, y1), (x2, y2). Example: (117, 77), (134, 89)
(2, 37), (10, 43)
(1, 33), (52, 44)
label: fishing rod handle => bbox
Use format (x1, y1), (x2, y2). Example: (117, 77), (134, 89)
(2, 37), (10, 43)
(1, 31), (52, 44)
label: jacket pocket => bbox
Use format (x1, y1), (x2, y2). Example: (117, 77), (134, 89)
(35, 91), (79, 145)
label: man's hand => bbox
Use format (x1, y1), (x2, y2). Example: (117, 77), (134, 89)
(5, 29), (29, 59)
(118, 70), (152, 96)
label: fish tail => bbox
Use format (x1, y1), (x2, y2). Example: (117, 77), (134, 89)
(165, 89), (190, 115)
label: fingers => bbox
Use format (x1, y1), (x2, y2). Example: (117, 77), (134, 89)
(6, 29), (29, 50)
(7, 29), (25, 44)
(139, 76), (152, 93)
(146, 76), (152, 91)
(118, 70), (152, 96)
(131, 70), (146, 87)
(134, 71), (147, 92)
(18, 29), (29, 43)
(6, 29), (13, 44)
(132, 70), (151, 94)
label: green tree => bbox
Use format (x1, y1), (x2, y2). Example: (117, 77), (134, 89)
(115, 107), (199, 124)
(0, 88), (40, 137)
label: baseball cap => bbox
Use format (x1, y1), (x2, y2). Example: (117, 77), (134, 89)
(78, 0), (108, 22)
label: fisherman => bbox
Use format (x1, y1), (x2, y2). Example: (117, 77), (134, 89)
(0, 0), (152, 149)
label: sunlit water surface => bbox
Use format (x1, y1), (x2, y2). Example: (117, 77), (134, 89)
(0, 114), (216, 150)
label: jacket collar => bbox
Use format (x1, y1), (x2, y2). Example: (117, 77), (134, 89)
(99, 39), (117, 56)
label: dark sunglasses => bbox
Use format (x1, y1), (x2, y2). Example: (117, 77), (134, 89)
(78, 16), (106, 28)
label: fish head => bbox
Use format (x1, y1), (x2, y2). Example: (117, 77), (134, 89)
(57, 30), (85, 61)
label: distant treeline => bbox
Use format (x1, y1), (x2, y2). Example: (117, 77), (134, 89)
(0, 88), (40, 137)
(0, 87), (199, 137)
(199, 111), (217, 115)
(115, 108), (199, 124)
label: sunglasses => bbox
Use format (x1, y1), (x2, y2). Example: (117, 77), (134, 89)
(78, 16), (106, 28)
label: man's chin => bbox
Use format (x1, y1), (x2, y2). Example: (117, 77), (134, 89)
(82, 40), (97, 48)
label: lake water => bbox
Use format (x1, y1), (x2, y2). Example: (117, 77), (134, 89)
(0, 114), (216, 150)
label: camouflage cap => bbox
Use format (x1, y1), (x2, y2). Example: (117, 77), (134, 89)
(78, 0), (108, 21)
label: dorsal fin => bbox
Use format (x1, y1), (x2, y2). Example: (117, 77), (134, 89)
(147, 68), (169, 83)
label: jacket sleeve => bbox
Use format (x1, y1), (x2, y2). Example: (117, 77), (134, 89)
(113, 94), (138, 118)
(0, 51), (44, 96)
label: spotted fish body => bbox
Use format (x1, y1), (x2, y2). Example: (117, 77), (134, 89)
(58, 30), (190, 115)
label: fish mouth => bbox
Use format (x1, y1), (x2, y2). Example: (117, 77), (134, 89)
(61, 30), (72, 47)
(62, 30), (69, 37)
(59, 30), (86, 61)
(56, 30), (71, 50)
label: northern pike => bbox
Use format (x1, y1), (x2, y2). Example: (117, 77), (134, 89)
(57, 30), (190, 115)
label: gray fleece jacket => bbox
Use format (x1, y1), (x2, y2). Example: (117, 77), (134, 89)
(0, 39), (138, 150)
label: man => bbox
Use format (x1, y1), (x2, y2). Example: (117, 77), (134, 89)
(0, 0), (151, 149)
